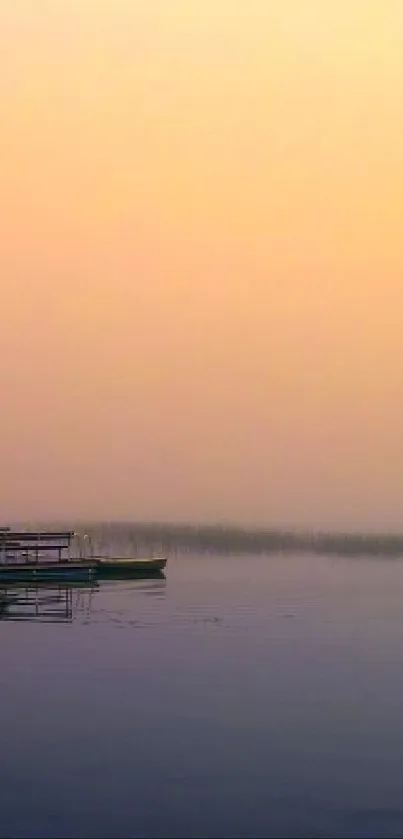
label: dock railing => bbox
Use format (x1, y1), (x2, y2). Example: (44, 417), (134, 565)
(0, 530), (75, 565)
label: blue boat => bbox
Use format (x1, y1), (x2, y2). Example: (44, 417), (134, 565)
(0, 530), (96, 581)
(0, 560), (96, 582)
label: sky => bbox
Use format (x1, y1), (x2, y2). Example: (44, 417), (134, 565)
(1, 0), (403, 529)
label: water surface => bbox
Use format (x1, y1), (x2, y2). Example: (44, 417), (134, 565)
(1, 550), (403, 838)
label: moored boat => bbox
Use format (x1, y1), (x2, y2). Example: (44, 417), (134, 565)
(0, 529), (96, 581)
(95, 556), (167, 577)
(0, 559), (96, 582)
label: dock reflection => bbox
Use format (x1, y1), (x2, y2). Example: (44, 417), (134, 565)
(0, 576), (166, 624)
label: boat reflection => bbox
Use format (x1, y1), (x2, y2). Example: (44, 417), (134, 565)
(99, 576), (166, 596)
(0, 577), (166, 624)
(0, 581), (95, 623)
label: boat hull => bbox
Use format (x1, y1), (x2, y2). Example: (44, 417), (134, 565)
(0, 561), (96, 582)
(95, 556), (167, 578)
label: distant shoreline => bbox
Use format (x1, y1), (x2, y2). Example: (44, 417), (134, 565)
(6, 521), (403, 558)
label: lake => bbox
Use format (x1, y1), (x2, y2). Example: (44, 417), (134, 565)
(1, 548), (403, 838)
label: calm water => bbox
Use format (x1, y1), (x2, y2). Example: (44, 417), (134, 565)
(2, 550), (403, 838)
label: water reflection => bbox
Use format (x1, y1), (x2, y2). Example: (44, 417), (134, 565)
(0, 582), (95, 623)
(2, 554), (403, 838)
(0, 576), (166, 624)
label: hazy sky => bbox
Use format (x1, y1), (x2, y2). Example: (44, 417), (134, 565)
(1, 0), (402, 528)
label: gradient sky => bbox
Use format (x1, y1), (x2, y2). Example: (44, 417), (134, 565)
(1, 0), (402, 528)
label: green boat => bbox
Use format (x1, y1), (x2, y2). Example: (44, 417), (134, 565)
(95, 556), (167, 578)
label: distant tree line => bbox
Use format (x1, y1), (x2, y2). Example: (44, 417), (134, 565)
(83, 522), (403, 558)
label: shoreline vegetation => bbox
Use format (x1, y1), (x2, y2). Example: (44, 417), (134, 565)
(17, 522), (403, 559)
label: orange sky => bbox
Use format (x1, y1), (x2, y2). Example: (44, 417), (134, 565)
(1, 0), (403, 528)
